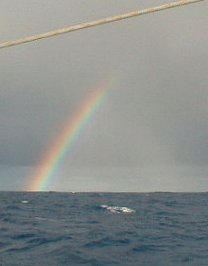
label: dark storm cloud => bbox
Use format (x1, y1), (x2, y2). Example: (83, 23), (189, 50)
(0, 0), (207, 191)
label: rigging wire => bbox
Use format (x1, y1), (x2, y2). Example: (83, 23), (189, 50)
(0, 0), (205, 50)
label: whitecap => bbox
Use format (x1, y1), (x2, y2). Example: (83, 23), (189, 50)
(21, 200), (29, 204)
(34, 216), (46, 221)
(100, 205), (135, 214)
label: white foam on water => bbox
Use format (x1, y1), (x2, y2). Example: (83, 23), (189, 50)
(101, 205), (135, 214)
(35, 216), (46, 220)
(21, 200), (29, 204)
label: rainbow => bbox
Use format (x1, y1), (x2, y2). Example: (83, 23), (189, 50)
(28, 76), (113, 191)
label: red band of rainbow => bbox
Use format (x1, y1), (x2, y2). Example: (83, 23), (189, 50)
(28, 75), (114, 191)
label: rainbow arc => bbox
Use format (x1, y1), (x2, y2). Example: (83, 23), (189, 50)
(29, 76), (113, 191)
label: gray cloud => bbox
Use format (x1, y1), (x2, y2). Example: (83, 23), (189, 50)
(0, 0), (207, 191)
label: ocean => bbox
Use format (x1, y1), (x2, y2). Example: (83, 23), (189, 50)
(0, 192), (207, 265)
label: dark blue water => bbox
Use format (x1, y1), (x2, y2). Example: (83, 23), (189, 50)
(0, 192), (208, 265)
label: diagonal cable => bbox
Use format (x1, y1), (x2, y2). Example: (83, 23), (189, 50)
(0, 0), (205, 49)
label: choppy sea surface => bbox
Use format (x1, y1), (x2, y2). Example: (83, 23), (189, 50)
(0, 192), (208, 266)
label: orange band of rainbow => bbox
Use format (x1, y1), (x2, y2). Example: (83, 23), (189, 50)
(28, 75), (113, 191)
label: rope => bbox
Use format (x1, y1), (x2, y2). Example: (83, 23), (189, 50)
(0, 0), (205, 50)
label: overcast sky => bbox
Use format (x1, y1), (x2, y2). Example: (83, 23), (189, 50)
(0, 0), (207, 192)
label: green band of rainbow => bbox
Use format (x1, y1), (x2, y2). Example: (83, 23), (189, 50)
(28, 76), (113, 191)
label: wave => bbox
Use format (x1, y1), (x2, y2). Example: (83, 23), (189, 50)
(100, 205), (135, 214)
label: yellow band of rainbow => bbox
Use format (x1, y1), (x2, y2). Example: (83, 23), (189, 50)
(28, 75), (114, 191)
